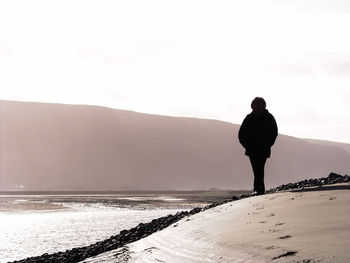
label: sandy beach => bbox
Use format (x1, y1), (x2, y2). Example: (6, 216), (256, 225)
(84, 183), (350, 263)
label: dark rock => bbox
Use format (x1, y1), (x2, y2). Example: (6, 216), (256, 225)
(329, 172), (343, 180)
(189, 207), (202, 214)
(266, 172), (348, 194)
(120, 229), (128, 235)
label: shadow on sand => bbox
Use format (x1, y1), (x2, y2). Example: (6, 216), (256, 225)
(290, 184), (350, 193)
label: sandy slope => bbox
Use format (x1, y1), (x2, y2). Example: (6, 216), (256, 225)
(83, 183), (350, 263)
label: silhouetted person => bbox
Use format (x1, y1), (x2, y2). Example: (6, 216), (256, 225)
(238, 97), (278, 195)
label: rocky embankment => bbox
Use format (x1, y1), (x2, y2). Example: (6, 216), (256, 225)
(11, 172), (349, 263)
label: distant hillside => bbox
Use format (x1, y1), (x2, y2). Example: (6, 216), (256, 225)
(302, 138), (350, 155)
(1, 100), (349, 191)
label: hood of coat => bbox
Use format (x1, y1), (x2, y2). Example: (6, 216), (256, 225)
(251, 109), (270, 117)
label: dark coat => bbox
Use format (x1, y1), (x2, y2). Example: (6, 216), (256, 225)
(238, 109), (278, 158)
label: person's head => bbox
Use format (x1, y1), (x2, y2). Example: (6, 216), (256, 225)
(251, 97), (266, 115)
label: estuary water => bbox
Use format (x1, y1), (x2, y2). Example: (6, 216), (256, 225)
(0, 191), (236, 263)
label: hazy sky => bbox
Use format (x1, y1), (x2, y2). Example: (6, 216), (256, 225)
(1, 0), (350, 143)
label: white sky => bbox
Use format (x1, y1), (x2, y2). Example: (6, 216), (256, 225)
(1, 0), (350, 143)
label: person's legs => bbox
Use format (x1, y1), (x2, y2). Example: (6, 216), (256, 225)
(249, 155), (267, 194)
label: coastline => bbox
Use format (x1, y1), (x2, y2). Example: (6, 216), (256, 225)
(10, 173), (349, 263)
(120, 181), (350, 263)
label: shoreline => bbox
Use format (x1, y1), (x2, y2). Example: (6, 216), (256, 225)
(10, 172), (349, 263)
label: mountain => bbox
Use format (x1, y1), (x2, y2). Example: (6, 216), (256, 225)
(302, 138), (350, 155)
(1, 100), (349, 191)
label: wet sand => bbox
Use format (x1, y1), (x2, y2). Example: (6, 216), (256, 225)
(0, 190), (246, 212)
(0, 201), (68, 212)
